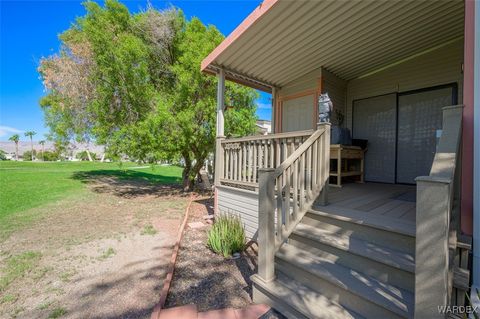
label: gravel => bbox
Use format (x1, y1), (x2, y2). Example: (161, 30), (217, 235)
(164, 197), (287, 319)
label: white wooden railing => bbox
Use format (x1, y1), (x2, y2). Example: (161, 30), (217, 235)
(217, 130), (313, 189)
(414, 105), (463, 319)
(257, 123), (331, 283)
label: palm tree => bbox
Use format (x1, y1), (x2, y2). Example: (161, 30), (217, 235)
(24, 131), (36, 161)
(39, 140), (46, 161)
(8, 134), (20, 161)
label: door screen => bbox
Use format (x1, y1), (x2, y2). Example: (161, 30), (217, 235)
(396, 87), (454, 183)
(353, 94), (397, 183)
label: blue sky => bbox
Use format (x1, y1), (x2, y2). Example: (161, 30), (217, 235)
(0, 0), (271, 141)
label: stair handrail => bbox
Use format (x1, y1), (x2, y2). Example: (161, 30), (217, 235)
(257, 122), (331, 284)
(414, 105), (463, 319)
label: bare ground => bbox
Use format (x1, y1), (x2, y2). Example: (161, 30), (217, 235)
(0, 178), (189, 319)
(165, 198), (257, 311)
(164, 199), (287, 318)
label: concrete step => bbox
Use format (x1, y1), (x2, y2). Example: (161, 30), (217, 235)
(306, 206), (415, 253)
(276, 244), (414, 319)
(251, 274), (365, 319)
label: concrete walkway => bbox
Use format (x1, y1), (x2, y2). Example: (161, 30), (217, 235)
(158, 304), (270, 319)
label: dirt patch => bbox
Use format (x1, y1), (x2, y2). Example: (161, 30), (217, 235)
(164, 198), (287, 318)
(165, 198), (256, 312)
(0, 178), (190, 319)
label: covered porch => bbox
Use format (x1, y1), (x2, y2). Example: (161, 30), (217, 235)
(202, 0), (469, 318)
(326, 183), (416, 224)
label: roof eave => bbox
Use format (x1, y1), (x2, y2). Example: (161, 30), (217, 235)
(200, 0), (279, 73)
(204, 65), (274, 93)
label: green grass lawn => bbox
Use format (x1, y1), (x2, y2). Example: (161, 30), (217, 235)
(0, 161), (183, 225)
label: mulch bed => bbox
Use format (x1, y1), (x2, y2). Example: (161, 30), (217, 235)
(164, 196), (286, 318)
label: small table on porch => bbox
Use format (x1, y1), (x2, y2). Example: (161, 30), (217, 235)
(330, 144), (365, 187)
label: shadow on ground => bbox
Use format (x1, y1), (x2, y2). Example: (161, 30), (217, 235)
(71, 170), (185, 198)
(194, 198), (214, 216)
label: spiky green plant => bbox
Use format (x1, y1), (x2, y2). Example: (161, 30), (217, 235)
(207, 214), (246, 258)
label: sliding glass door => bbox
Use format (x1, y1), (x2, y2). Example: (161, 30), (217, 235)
(352, 84), (456, 184)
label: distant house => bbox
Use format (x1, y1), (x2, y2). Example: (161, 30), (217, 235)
(202, 1), (478, 318)
(0, 141), (106, 161)
(255, 119), (271, 135)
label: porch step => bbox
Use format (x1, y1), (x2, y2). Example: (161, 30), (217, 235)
(309, 204), (416, 236)
(276, 244), (414, 319)
(251, 274), (365, 319)
(292, 223), (415, 273)
(306, 206), (415, 254)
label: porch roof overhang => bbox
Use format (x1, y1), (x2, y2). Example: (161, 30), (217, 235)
(201, 0), (464, 92)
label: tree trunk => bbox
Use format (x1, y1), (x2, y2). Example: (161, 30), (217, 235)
(86, 149), (93, 162)
(30, 138), (34, 161)
(182, 153), (192, 191)
(15, 143), (18, 161)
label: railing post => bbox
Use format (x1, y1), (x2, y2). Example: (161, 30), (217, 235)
(214, 136), (225, 186)
(317, 122), (331, 206)
(214, 136), (225, 214)
(415, 176), (452, 319)
(258, 168), (276, 283)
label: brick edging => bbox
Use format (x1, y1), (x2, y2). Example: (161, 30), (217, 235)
(151, 195), (196, 319)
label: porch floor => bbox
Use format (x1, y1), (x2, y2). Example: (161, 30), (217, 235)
(326, 182), (416, 224)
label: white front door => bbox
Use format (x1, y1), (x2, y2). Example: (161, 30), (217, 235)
(282, 95), (314, 132)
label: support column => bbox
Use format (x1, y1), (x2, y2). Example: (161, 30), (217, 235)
(317, 122), (330, 206)
(216, 69), (225, 137)
(271, 87), (276, 134)
(461, 0), (475, 235)
(257, 168), (276, 283)
(472, 0), (480, 291)
(214, 69), (225, 214)
(415, 177), (451, 319)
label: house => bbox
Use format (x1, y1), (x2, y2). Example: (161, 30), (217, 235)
(256, 119), (272, 135)
(202, 0), (479, 318)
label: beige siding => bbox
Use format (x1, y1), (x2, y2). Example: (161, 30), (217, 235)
(346, 39), (464, 130)
(217, 185), (259, 239)
(277, 67), (348, 131)
(278, 68), (321, 98)
(282, 95), (315, 132)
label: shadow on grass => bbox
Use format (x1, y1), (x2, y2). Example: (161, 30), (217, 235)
(71, 170), (185, 198)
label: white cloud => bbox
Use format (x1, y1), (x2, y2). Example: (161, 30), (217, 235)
(0, 126), (23, 138)
(256, 102), (271, 109)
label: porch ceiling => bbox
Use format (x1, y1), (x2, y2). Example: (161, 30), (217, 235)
(201, 0), (464, 90)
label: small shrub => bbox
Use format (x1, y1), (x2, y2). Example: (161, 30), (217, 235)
(48, 307), (67, 318)
(207, 214), (246, 258)
(1, 294), (16, 304)
(37, 300), (53, 310)
(38, 151), (60, 161)
(100, 247), (116, 259)
(141, 224), (157, 235)
(22, 150), (37, 161)
(75, 151), (96, 161)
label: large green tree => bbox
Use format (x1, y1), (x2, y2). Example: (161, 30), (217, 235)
(39, 0), (258, 190)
